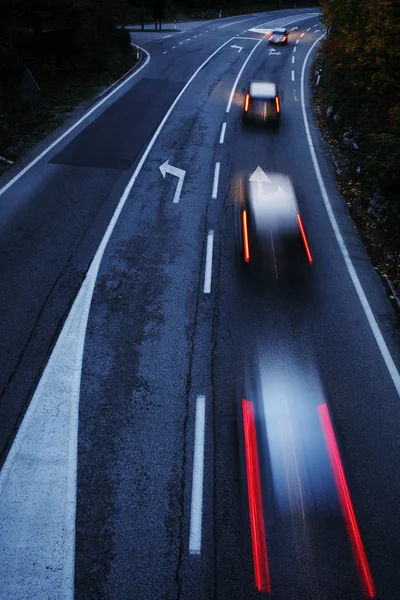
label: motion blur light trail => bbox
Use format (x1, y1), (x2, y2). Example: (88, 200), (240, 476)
(318, 403), (376, 599)
(297, 214), (312, 264)
(242, 399), (271, 593)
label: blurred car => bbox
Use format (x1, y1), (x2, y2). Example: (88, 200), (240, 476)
(242, 82), (280, 126)
(268, 27), (288, 45)
(234, 170), (312, 280)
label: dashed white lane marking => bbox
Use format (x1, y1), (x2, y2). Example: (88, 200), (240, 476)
(162, 34), (173, 39)
(292, 70), (295, 81)
(307, 28), (311, 31)
(313, 23), (319, 27)
(212, 162), (220, 199)
(189, 394), (206, 555)
(293, 89), (298, 102)
(296, 39), (300, 44)
(292, 55), (295, 64)
(0, 47), (150, 198)
(300, 32), (305, 37)
(301, 34), (400, 398)
(193, 35), (198, 38)
(163, 51), (168, 54)
(204, 231), (214, 294)
(186, 37), (191, 41)
(219, 122), (227, 144)
(172, 45), (177, 49)
(226, 38), (262, 112)
(205, 30), (209, 33)
(293, 46), (297, 53)
(315, 29), (321, 32)
(0, 34), (243, 599)
(179, 41), (184, 44)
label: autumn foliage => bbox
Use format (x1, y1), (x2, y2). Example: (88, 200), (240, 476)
(319, 0), (400, 196)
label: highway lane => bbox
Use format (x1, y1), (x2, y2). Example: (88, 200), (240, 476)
(2, 8), (400, 600)
(214, 22), (400, 600)
(0, 8), (316, 463)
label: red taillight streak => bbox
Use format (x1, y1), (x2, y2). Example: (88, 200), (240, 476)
(275, 96), (280, 113)
(244, 93), (250, 112)
(318, 404), (376, 599)
(242, 399), (271, 593)
(297, 213), (312, 264)
(242, 210), (250, 263)
(282, 36), (287, 41)
(268, 34), (273, 40)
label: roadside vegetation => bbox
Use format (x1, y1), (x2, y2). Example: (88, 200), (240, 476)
(315, 0), (400, 300)
(0, 0), (137, 170)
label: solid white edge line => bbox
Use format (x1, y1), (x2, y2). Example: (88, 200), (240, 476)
(226, 38), (262, 113)
(219, 122), (227, 144)
(0, 46), (151, 198)
(0, 34), (240, 597)
(292, 70), (295, 81)
(189, 394), (206, 555)
(212, 162), (220, 199)
(218, 16), (259, 29)
(301, 34), (400, 397)
(204, 231), (214, 294)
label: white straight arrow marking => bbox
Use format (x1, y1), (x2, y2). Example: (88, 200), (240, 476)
(159, 160), (186, 203)
(231, 44), (243, 52)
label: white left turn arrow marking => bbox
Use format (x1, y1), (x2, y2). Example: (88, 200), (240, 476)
(268, 48), (281, 56)
(159, 160), (186, 203)
(231, 44), (243, 52)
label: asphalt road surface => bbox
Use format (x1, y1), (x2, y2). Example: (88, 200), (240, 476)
(1, 8), (400, 600)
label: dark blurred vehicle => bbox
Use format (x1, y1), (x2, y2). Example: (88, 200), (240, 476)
(268, 27), (288, 45)
(242, 82), (280, 126)
(234, 170), (312, 280)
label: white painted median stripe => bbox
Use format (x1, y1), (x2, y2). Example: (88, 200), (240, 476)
(226, 38), (262, 112)
(0, 34), (244, 600)
(212, 162), (220, 199)
(301, 34), (400, 398)
(204, 231), (214, 294)
(189, 394), (206, 555)
(0, 46), (150, 198)
(219, 122), (227, 144)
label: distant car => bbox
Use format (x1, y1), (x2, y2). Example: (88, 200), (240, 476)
(234, 171), (312, 280)
(268, 27), (288, 45)
(242, 81), (280, 126)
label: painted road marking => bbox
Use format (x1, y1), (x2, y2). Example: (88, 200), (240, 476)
(292, 55), (295, 63)
(189, 394), (206, 555)
(219, 122), (227, 144)
(212, 162), (220, 199)
(292, 70), (295, 81)
(226, 38), (262, 112)
(204, 231), (214, 294)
